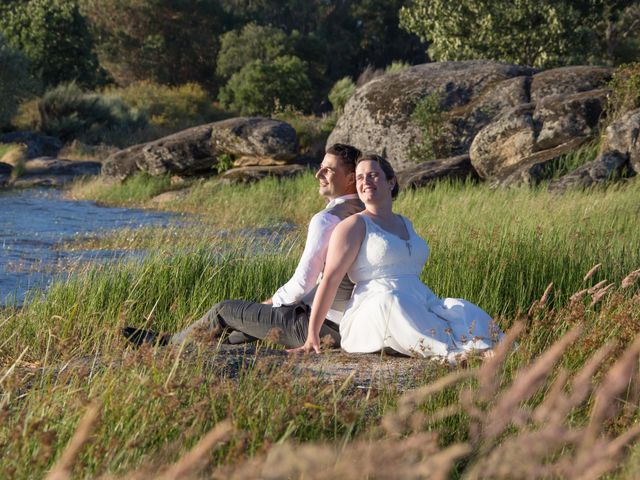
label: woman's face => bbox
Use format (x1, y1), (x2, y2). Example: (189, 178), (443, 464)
(355, 160), (394, 203)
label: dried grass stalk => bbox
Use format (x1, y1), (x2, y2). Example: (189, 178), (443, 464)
(583, 263), (602, 282)
(539, 282), (553, 306)
(621, 268), (640, 289)
(45, 402), (100, 480)
(583, 336), (640, 450)
(476, 321), (524, 404)
(570, 288), (589, 303)
(587, 279), (608, 295)
(156, 420), (233, 480)
(481, 325), (581, 442)
(590, 282), (614, 306)
(381, 369), (472, 436)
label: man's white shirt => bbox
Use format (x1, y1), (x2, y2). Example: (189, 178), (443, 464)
(271, 193), (359, 322)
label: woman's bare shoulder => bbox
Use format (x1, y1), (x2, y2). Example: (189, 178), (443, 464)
(333, 213), (365, 241)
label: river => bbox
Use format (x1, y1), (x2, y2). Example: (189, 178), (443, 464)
(0, 188), (179, 306)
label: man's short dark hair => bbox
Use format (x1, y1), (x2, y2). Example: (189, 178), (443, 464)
(326, 143), (361, 173)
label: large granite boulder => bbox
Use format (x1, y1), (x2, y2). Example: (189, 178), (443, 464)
(529, 66), (612, 102)
(465, 66), (611, 186)
(218, 164), (307, 184)
(102, 117), (298, 180)
(548, 151), (631, 193)
(601, 108), (640, 174)
(329, 62), (614, 187)
(396, 154), (478, 189)
(471, 88), (607, 185)
(211, 117), (298, 160)
(0, 131), (62, 159)
(327, 61), (534, 173)
(490, 137), (589, 187)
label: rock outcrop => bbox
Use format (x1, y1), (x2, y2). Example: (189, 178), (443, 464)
(600, 108), (640, 174)
(328, 61), (534, 173)
(102, 117), (298, 180)
(218, 164), (307, 184)
(546, 107), (640, 193)
(397, 154), (478, 189)
(328, 62), (616, 189)
(548, 151), (631, 193)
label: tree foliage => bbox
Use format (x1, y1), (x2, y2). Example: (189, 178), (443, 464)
(216, 23), (292, 80)
(399, 0), (640, 67)
(37, 82), (145, 143)
(218, 55), (312, 115)
(0, 33), (37, 128)
(0, 0), (101, 88)
(80, 0), (227, 89)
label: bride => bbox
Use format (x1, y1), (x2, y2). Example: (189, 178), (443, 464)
(289, 154), (502, 361)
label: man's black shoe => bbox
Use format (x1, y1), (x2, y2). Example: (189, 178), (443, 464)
(121, 327), (170, 347)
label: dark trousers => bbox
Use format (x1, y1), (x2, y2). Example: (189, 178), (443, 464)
(170, 300), (341, 349)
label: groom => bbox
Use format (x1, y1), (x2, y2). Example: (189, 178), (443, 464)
(123, 143), (364, 348)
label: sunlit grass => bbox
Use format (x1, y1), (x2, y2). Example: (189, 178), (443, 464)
(2, 174), (639, 478)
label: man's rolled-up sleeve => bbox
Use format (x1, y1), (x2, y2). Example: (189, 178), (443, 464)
(271, 211), (339, 307)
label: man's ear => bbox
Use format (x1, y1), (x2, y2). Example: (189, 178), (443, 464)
(347, 172), (356, 185)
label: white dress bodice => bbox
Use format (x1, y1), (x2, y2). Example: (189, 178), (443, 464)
(339, 214), (501, 361)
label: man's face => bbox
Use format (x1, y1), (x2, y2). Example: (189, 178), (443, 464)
(315, 153), (354, 200)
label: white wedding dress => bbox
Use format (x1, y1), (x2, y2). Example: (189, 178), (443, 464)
(339, 214), (502, 360)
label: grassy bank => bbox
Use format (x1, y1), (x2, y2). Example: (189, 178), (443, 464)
(1, 175), (639, 478)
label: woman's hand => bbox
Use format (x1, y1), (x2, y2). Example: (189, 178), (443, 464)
(287, 334), (321, 354)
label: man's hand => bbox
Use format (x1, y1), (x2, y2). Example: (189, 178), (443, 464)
(287, 334), (321, 354)
(261, 297), (273, 305)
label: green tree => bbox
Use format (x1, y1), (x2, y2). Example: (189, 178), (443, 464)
(0, 33), (38, 128)
(218, 55), (312, 115)
(80, 0), (227, 89)
(400, 0), (584, 67)
(350, 0), (426, 70)
(219, 0), (426, 103)
(400, 0), (640, 68)
(216, 23), (292, 80)
(0, 0), (101, 88)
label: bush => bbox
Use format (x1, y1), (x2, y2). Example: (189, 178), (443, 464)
(110, 81), (225, 131)
(328, 77), (356, 114)
(273, 107), (336, 157)
(409, 92), (449, 162)
(0, 0), (102, 88)
(38, 82), (146, 143)
(606, 63), (640, 125)
(218, 55), (312, 116)
(216, 23), (292, 80)
(0, 33), (37, 129)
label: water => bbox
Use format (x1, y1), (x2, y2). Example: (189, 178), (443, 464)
(0, 188), (179, 306)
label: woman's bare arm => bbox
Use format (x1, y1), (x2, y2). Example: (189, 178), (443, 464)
(288, 215), (365, 354)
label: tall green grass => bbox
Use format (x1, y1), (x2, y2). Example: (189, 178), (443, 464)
(2, 175), (639, 478)
(69, 172), (640, 318)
